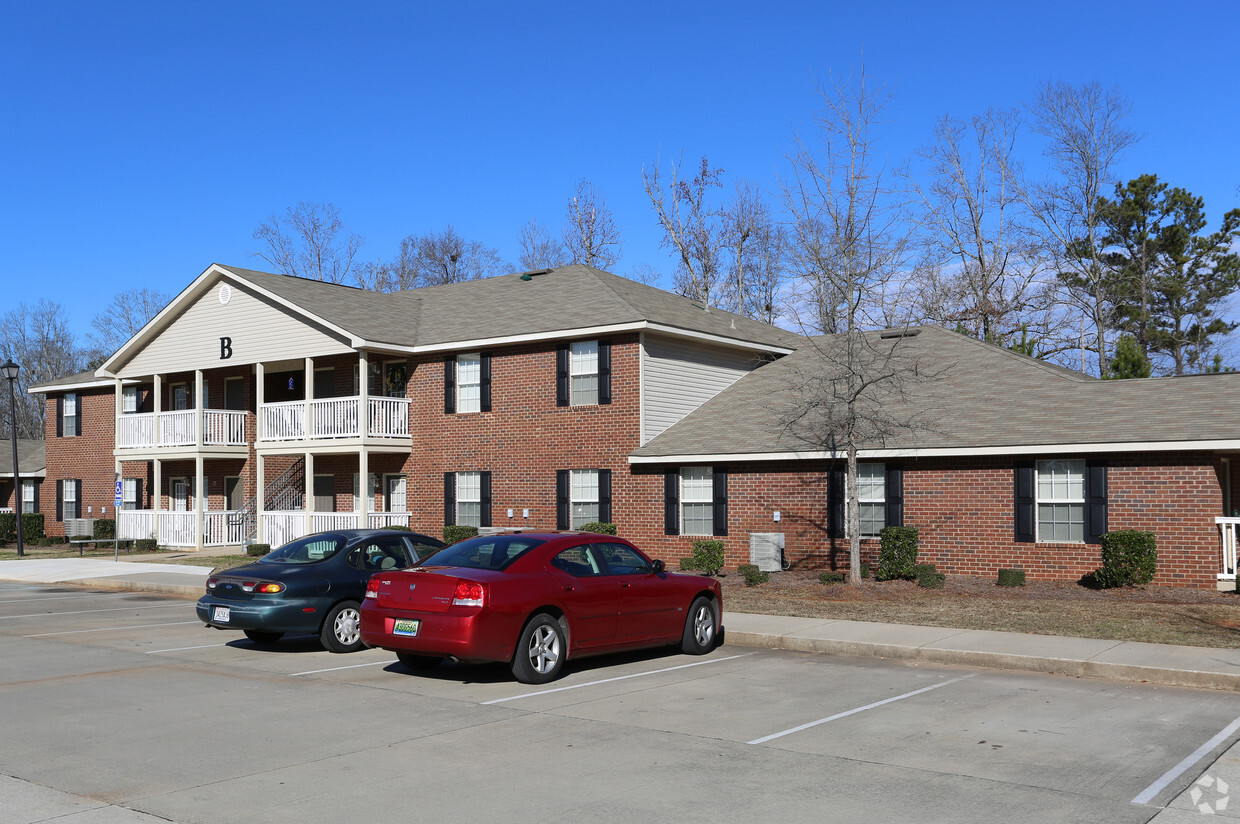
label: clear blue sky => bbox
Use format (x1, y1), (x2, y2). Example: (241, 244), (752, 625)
(3, 0), (1236, 342)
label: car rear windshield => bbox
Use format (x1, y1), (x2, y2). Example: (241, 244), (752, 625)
(422, 535), (547, 571)
(260, 534), (348, 565)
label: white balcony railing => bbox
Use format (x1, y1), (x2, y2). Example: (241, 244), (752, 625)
(1217, 517), (1239, 581)
(117, 410), (246, 450)
(260, 396), (410, 441)
(260, 510), (410, 546)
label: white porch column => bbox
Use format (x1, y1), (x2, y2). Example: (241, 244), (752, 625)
(359, 448), (369, 529)
(304, 451), (314, 536)
(113, 378), (123, 473)
(303, 357), (313, 438)
(255, 362), (265, 442)
(359, 351), (369, 440)
(153, 457), (163, 545)
(256, 452), (266, 544)
(194, 454), (205, 550)
(153, 375), (162, 446)
(195, 369), (204, 447)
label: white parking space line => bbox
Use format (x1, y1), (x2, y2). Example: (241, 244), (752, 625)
(1132, 715), (1240, 805)
(145, 643), (231, 654)
(290, 660), (393, 676)
(481, 653), (753, 704)
(25, 621), (202, 637)
(748, 673), (979, 745)
(0, 603), (187, 619)
(0, 592), (129, 603)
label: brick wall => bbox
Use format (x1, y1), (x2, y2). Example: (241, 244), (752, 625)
(42, 388), (119, 534)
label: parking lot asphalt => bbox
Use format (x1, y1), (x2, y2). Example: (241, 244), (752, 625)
(3, 556), (1239, 693)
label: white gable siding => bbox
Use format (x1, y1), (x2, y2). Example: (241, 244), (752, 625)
(641, 333), (760, 445)
(118, 280), (353, 376)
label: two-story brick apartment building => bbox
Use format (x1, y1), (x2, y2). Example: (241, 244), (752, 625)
(29, 262), (1240, 588)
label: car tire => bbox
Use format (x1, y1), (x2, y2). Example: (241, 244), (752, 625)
(320, 600), (365, 653)
(681, 596), (718, 655)
(396, 652), (442, 671)
(511, 613), (566, 684)
(243, 629), (284, 644)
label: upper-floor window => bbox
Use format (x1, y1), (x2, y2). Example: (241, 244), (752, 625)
(1037, 459), (1085, 542)
(557, 340), (611, 407)
(457, 353), (481, 413)
(60, 393), (79, 437)
(122, 386), (139, 414)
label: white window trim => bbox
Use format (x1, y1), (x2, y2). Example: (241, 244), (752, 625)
(854, 463), (886, 538)
(456, 353), (481, 414)
(122, 386), (139, 414)
(352, 473), (378, 513)
(456, 471), (482, 527)
(1035, 459), (1086, 543)
(63, 479), (79, 520)
(569, 340), (599, 406)
(680, 466), (713, 536)
(21, 479), (36, 506)
(384, 473), (407, 513)
(62, 392), (78, 436)
(570, 469), (600, 529)
(122, 478), (139, 511)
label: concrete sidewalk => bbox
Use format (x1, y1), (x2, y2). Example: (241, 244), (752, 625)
(3, 557), (1239, 692)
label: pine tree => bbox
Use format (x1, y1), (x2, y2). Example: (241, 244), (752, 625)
(1104, 334), (1151, 379)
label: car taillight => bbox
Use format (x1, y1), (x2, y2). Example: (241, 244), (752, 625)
(365, 579), (383, 600)
(239, 581), (284, 593)
(452, 580), (484, 607)
(206, 578), (218, 590)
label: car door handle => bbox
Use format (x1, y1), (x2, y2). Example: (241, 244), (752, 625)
(620, 582), (631, 588)
(563, 585), (575, 592)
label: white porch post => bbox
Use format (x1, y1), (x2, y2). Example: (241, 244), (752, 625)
(194, 454), (205, 550)
(114, 377), (123, 457)
(359, 351), (369, 440)
(195, 370), (204, 447)
(256, 362), (265, 441)
(303, 357), (313, 438)
(304, 451), (314, 536)
(359, 448), (369, 529)
(256, 452), (266, 544)
(153, 457), (163, 545)
(153, 375), (162, 445)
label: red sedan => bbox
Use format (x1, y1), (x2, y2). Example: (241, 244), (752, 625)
(360, 532), (723, 683)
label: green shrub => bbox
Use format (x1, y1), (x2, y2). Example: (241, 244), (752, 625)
(443, 525), (479, 545)
(246, 543), (271, 557)
(93, 519), (116, 540)
(678, 557), (697, 571)
(0, 512), (45, 543)
(913, 563), (937, 578)
(819, 570), (846, 584)
(917, 571), (946, 589)
(578, 522), (617, 535)
(997, 568), (1026, 587)
(738, 564), (769, 586)
(689, 540), (725, 576)
(875, 526), (919, 581)
(1096, 530), (1157, 588)
(859, 561), (871, 579)
(134, 538), (158, 553)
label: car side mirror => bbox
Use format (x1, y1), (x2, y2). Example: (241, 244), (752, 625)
(651, 559), (665, 574)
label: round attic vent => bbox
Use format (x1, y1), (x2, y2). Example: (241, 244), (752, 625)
(219, 284), (232, 305)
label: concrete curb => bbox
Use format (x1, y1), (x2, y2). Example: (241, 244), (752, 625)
(725, 630), (1240, 692)
(70, 577), (201, 598)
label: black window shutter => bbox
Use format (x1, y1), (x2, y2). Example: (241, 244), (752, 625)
(56, 396), (63, 437)
(556, 470), (570, 530)
(599, 469), (612, 524)
(712, 469), (728, 536)
(31, 480), (40, 514)
(1014, 462), (1036, 542)
(664, 469), (680, 536)
(134, 478), (143, 511)
(74, 481), (82, 518)
(480, 353), (492, 413)
(1085, 460), (1108, 544)
(828, 467), (844, 538)
(56, 480), (63, 521)
(75, 397), (82, 436)
(556, 344), (569, 407)
(443, 357), (456, 414)
(599, 340), (612, 405)
(885, 464), (904, 527)
(443, 473), (456, 526)
(480, 471), (492, 528)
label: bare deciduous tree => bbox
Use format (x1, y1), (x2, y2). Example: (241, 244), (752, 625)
(563, 180), (622, 270)
(1008, 81), (1140, 375)
(780, 65), (920, 583)
(1, 300), (82, 440)
(643, 156), (730, 305)
(253, 202), (364, 284)
(517, 219), (568, 271)
(85, 287), (170, 364)
(356, 225), (505, 292)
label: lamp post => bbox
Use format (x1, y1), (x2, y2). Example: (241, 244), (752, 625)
(1, 359), (22, 557)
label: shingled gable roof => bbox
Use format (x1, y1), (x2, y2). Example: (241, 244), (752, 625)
(217, 263), (801, 352)
(0, 440), (45, 479)
(630, 325), (1240, 462)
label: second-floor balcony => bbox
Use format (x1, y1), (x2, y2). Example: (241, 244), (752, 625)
(261, 396), (410, 442)
(118, 409), (247, 450)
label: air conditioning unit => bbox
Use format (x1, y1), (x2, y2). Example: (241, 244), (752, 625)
(749, 532), (785, 572)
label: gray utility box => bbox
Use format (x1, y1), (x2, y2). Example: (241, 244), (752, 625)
(749, 532), (785, 572)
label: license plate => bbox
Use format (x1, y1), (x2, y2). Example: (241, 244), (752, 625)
(392, 618), (420, 637)
(212, 606), (231, 623)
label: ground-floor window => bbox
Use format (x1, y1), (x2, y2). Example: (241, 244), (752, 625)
(122, 478), (140, 511)
(1037, 459), (1085, 542)
(680, 466), (714, 536)
(856, 463), (887, 537)
(455, 471), (483, 527)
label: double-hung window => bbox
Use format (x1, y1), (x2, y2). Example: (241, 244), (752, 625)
(455, 472), (482, 527)
(21, 479), (37, 512)
(456, 354), (481, 414)
(61, 480), (79, 521)
(569, 341), (598, 405)
(122, 478), (140, 511)
(571, 469), (599, 528)
(856, 463), (886, 537)
(1036, 460), (1085, 542)
(122, 386), (139, 414)
(680, 467), (714, 536)
(61, 393), (78, 437)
